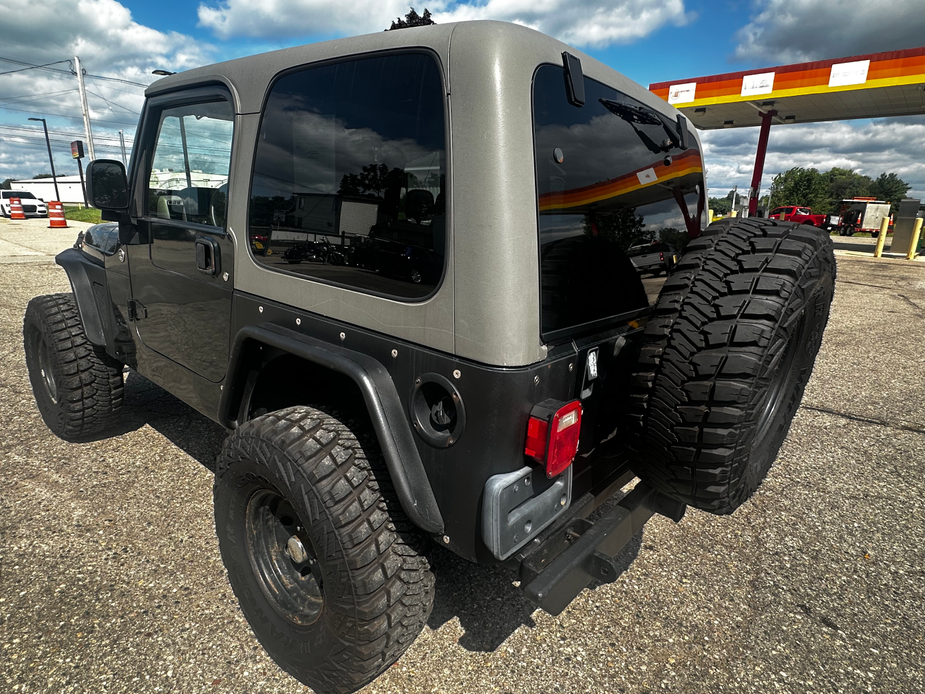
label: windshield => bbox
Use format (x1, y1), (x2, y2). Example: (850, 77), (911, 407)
(3, 191), (35, 199)
(533, 64), (705, 338)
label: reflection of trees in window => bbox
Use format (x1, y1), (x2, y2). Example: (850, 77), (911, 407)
(583, 209), (652, 250)
(250, 195), (295, 230)
(338, 164), (404, 199)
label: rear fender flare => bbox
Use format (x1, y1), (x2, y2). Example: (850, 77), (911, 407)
(220, 323), (445, 536)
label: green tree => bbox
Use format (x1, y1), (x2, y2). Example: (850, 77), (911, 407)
(388, 8), (435, 30)
(658, 227), (691, 252)
(768, 167), (828, 211)
(708, 196), (732, 215)
(825, 168), (874, 212)
(32, 173), (54, 179)
(873, 172), (911, 209)
(0, 178), (12, 189)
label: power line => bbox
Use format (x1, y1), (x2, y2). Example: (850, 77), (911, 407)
(0, 58), (71, 76)
(84, 73), (148, 88)
(0, 125), (133, 145)
(86, 88), (141, 115)
(0, 89), (77, 108)
(0, 89), (77, 104)
(0, 56), (150, 88)
(0, 104), (139, 127)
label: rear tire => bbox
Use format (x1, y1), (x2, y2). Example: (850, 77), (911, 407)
(214, 406), (434, 694)
(23, 293), (124, 440)
(629, 219), (835, 514)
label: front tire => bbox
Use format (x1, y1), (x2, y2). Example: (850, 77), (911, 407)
(23, 293), (124, 440)
(629, 220), (835, 514)
(214, 406), (434, 694)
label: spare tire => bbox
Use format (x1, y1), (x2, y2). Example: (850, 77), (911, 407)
(628, 219), (835, 514)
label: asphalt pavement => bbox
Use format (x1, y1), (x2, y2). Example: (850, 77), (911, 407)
(1, 217), (923, 694)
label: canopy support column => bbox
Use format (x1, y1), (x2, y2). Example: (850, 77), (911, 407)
(748, 109), (776, 217)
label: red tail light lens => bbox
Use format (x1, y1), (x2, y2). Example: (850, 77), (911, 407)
(524, 400), (582, 478)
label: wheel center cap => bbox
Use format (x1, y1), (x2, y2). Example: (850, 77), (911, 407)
(286, 536), (308, 564)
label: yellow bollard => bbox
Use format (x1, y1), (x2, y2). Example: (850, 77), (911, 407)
(907, 218), (923, 260)
(873, 217), (890, 258)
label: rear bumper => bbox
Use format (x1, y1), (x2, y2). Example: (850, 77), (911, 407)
(513, 465), (685, 615)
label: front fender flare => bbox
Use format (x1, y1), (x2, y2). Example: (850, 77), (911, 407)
(55, 248), (108, 347)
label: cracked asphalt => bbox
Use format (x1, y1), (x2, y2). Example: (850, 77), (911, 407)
(1, 218), (923, 694)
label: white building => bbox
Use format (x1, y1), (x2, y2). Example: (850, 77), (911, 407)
(10, 176), (87, 205)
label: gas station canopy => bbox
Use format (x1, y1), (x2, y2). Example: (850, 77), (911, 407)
(649, 47), (925, 129)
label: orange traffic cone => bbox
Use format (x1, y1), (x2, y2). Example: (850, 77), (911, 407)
(9, 197), (25, 220)
(48, 201), (68, 228)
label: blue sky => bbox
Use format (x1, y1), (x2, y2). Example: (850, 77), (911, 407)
(1, 0), (924, 200)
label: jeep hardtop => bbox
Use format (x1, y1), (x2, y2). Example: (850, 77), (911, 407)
(23, 20), (835, 694)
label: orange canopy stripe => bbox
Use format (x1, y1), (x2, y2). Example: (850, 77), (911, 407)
(648, 47), (925, 108)
(538, 149), (702, 212)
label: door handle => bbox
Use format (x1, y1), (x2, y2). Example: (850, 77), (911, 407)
(195, 237), (221, 276)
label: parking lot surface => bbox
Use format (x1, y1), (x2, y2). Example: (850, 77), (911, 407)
(1, 218), (923, 694)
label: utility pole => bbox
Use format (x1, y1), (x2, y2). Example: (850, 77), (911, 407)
(73, 56), (96, 161)
(119, 130), (127, 165)
(28, 117), (60, 202)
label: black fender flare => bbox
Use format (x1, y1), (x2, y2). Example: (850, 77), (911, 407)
(55, 247), (108, 347)
(219, 323), (445, 536)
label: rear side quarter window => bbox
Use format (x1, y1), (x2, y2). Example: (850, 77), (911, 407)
(248, 52), (447, 300)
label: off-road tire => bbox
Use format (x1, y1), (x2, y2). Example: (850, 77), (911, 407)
(23, 293), (124, 440)
(214, 406), (435, 694)
(629, 219), (835, 514)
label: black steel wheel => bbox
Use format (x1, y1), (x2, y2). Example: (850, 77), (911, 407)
(629, 219), (835, 514)
(245, 488), (325, 626)
(23, 293), (124, 440)
(214, 406), (434, 694)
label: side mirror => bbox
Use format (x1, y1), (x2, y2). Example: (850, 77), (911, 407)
(86, 159), (129, 211)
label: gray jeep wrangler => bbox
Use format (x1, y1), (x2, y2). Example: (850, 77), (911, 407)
(23, 20), (835, 694)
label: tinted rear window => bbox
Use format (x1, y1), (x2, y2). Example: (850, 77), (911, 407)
(533, 64), (705, 338)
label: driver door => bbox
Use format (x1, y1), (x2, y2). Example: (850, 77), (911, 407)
(129, 89), (235, 383)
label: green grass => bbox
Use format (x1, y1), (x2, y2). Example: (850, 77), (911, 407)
(63, 206), (101, 224)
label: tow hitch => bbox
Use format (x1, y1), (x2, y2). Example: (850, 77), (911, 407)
(519, 482), (686, 615)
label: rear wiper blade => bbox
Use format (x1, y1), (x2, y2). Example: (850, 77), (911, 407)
(599, 98), (689, 154)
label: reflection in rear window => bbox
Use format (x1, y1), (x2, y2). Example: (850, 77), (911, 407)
(533, 64), (705, 337)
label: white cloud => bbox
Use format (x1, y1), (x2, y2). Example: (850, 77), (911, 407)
(196, 0), (693, 48)
(1, 0), (213, 77)
(734, 0), (925, 64)
(700, 118), (925, 202)
(0, 0), (216, 181)
(433, 0), (693, 48)
(198, 0), (423, 40)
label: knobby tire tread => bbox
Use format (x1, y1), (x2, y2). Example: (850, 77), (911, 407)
(23, 292), (124, 439)
(215, 406), (434, 694)
(628, 219), (835, 514)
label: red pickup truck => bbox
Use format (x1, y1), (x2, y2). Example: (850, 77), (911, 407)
(768, 206), (831, 229)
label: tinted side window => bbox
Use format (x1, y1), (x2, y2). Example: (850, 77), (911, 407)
(146, 100), (234, 227)
(249, 53), (447, 300)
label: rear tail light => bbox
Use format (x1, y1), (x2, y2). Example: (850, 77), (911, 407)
(659, 252), (664, 261)
(524, 399), (583, 478)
